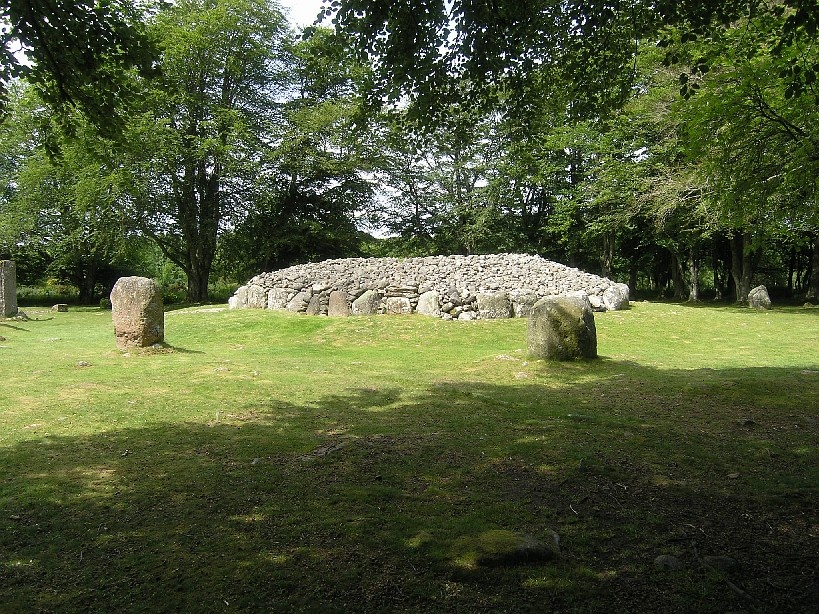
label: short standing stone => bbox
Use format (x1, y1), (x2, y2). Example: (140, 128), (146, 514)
(603, 283), (630, 311)
(52, 304), (69, 312)
(527, 295), (597, 360)
(0, 260), (18, 317)
(110, 277), (164, 349)
(476, 291), (513, 319)
(748, 285), (771, 310)
(416, 291), (441, 317)
(351, 290), (381, 315)
(384, 296), (412, 315)
(328, 291), (351, 317)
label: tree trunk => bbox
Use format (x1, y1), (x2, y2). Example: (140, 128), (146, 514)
(688, 245), (700, 302)
(600, 232), (615, 278)
(670, 250), (687, 300)
(78, 262), (97, 304)
(808, 235), (819, 300)
(730, 232), (759, 304)
(187, 261), (210, 303)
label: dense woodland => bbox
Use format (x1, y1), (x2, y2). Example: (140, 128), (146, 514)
(0, 0), (817, 304)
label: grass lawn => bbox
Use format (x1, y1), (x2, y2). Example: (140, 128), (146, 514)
(1, 302), (817, 612)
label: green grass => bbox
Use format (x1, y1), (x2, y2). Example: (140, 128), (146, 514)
(1, 302), (817, 612)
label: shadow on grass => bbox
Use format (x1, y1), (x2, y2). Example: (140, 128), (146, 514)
(0, 364), (817, 612)
(0, 322), (31, 331)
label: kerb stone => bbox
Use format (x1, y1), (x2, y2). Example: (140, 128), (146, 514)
(328, 291), (351, 317)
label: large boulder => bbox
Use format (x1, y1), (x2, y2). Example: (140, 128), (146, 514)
(351, 290), (381, 315)
(748, 285), (772, 310)
(0, 260), (17, 317)
(527, 295), (597, 360)
(603, 283), (630, 311)
(476, 291), (513, 319)
(110, 277), (164, 349)
(416, 290), (441, 318)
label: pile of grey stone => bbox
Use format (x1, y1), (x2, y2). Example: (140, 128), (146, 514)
(229, 253), (630, 319)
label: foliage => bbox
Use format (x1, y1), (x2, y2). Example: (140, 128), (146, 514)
(217, 26), (373, 279)
(326, 1), (818, 121)
(0, 0), (157, 128)
(0, 85), (135, 302)
(120, 0), (291, 301)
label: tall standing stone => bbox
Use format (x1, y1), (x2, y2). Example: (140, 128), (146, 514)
(0, 260), (17, 317)
(527, 295), (597, 360)
(110, 277), (164, 349)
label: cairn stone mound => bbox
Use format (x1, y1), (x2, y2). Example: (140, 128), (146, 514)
(229, 253), (629, 319)
(110, 277), (164, 349)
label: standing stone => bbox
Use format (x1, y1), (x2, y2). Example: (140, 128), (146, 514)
(351, 290), (381, 315)
(328, 291), (351, 317)
(416, 290), (441, 318)
(384, 296), (412, 315)
(0, 260), (18, 317)
(476, 291), (513, 319)
(527, 295), (597, 360)
(110, 277), (164, 349)
(603, 283), (630, 311)
(748, 285), (772, 310)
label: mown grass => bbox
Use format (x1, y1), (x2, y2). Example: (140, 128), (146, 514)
(1, 302), (817, 612)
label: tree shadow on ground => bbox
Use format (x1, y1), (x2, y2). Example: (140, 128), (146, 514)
(0, 362), (817, 612)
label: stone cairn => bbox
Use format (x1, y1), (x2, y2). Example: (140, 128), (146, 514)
(229, 254), (629, 319)
(0, 260), (18, 318)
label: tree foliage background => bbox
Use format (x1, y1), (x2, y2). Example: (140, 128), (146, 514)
(0, 0), (816, 302)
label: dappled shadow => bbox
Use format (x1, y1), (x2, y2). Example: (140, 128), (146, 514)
(0, 362), (817, 612)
